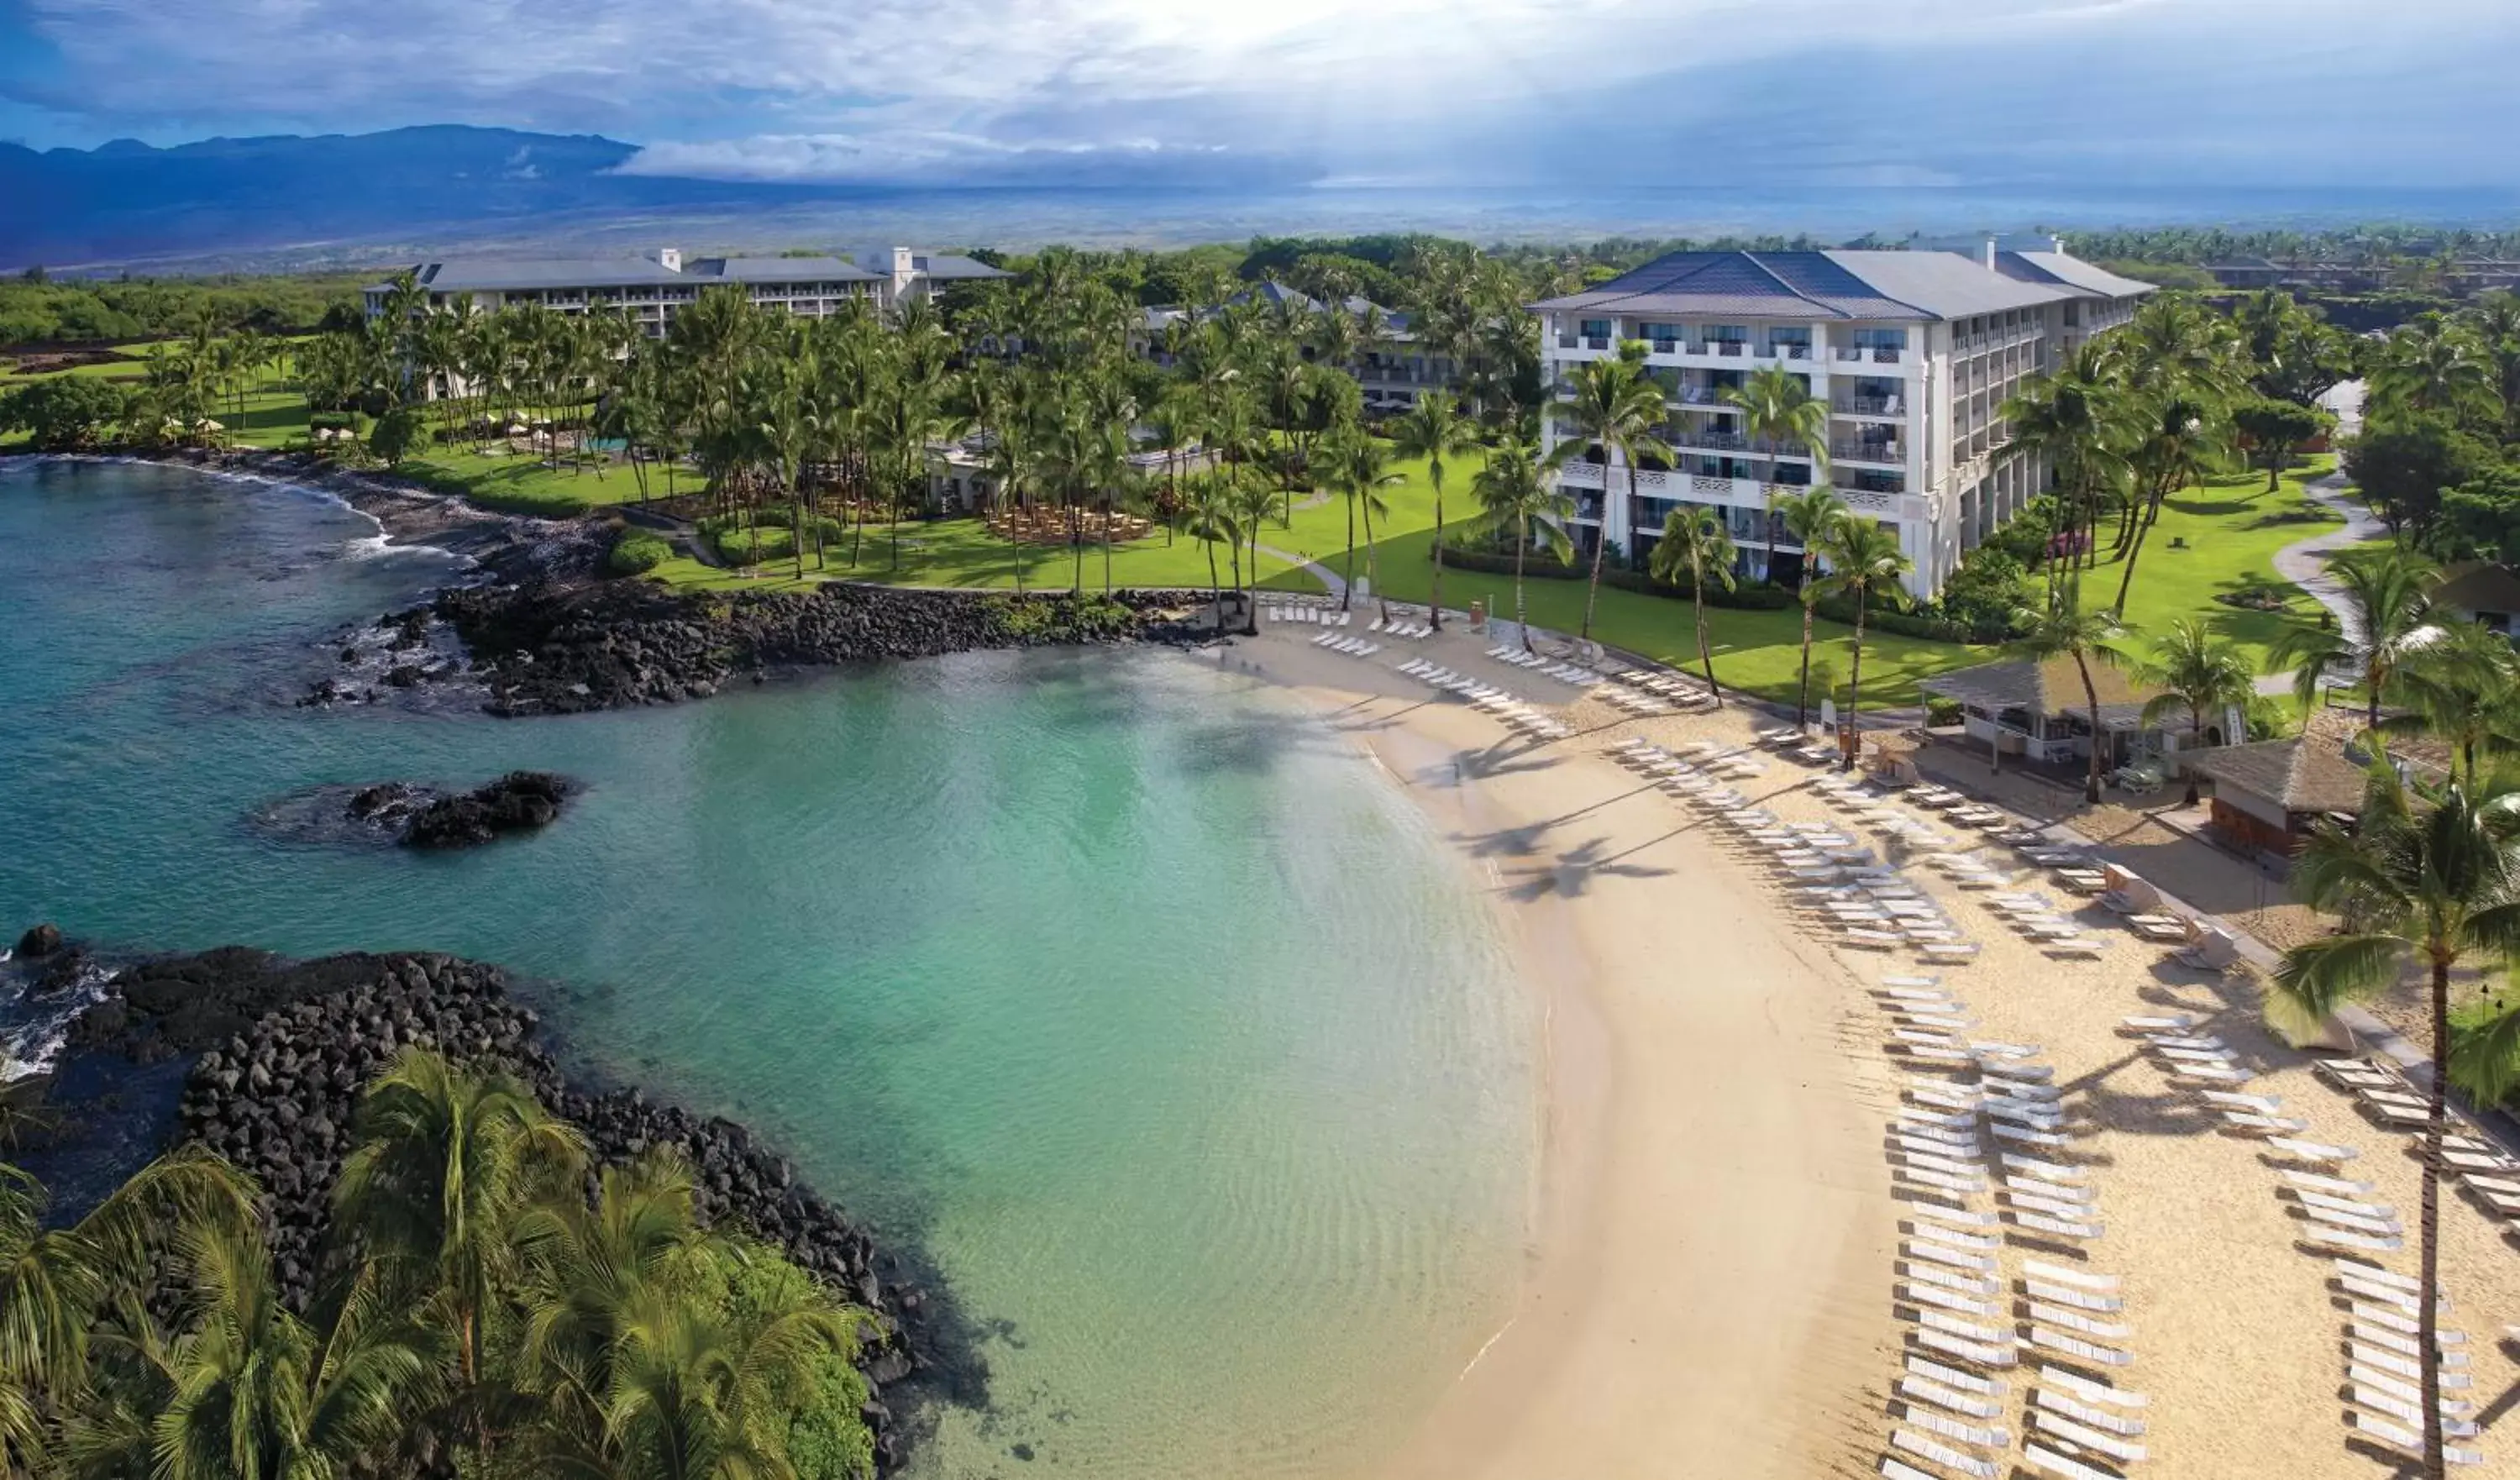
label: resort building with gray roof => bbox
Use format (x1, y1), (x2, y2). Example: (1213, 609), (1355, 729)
(1530, 241), (2152, 600)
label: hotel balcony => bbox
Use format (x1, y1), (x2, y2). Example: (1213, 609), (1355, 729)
(1830, 438), (1905, 466)
(1834, 345), (1906, 365)
(1625, 337), (1820, 370)
(1832, 393), (1905, 418)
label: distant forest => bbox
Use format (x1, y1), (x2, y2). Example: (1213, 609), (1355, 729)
(7, 224), (2518, 351)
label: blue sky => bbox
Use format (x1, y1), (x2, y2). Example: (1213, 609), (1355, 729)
(3, 0), (2514, 189)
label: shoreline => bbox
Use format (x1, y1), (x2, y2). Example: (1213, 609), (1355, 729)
(1198, 626), (1900, 1480)
(0, 446), (593, 573)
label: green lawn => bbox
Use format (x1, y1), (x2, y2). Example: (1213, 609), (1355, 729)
(0, 357), (2373, 709)
(1290, 520), (1982, 707)
(2068, 456), (2343, 674)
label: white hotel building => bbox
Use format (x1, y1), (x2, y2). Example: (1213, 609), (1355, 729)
(1530, 244), (2150, 600)
(362, 246), (1009, 336)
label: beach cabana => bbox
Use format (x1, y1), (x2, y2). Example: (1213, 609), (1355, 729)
(2184, 720), (2368, 858)
(1920, 656), (2210, 774)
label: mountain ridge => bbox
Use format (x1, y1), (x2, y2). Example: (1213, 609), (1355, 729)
(2, 125), (844, 269)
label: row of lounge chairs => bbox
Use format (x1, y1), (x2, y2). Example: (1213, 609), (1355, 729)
(1309, 633), (1381, 659)
(1397, 660), (1568, 741)
(2128, 1015), (2490, 1465)
(1873, 976), (2147, 1480)
(1756, 724), (1849, 768)
(1485, 646), (1603, 685)
(1267, 603), (1351, 627)
(1608, 737), (1765, 785)
(1369, 614), (1436, 639)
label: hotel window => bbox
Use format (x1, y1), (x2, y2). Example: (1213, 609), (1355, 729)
(1579, 318), (1612, 339)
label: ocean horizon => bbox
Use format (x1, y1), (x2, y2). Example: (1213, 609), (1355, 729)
(82, 180), (2520, 276)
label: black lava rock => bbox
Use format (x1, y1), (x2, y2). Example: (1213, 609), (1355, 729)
(435, 580), (1209, 717)
(15, 922), (63, 958)
(399, 772), (571, 848)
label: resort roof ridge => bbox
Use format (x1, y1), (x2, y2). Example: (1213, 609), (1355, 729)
(1530, 247), (2153, 323)
(366, 245), (1009, 297)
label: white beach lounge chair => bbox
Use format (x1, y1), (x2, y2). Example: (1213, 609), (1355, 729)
(2023, 1280), (2120, 1314)
(2025, 1326), (2131, 1367)
(1888, 1430), (1998, 1480)
(1898, 1375), (2004, 1422)
(1909, 1328), (2017, 1368)
(2036, 1365), (2143, 1409)
(1910, 1356), (2007, 1399)
(2029, 1388), (2145, 1437)
(2267, 1136), (2359, 1163)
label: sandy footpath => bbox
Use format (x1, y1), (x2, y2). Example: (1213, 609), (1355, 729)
(1210, 611), (2520, 1479)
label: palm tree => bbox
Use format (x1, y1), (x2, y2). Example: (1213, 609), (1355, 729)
(1231, 475), (1282, 635)
(1719, 365), (1832, 582)
(2265, 545), (2439, 732)
(2272, 767), (2520, 1479)
(1772, 486), (1851, 731)
(2134, 619), (2255, 803)
(332, 1048), (585, 1407)
(1320, 431), (1403, 624)
(1388, 391), (1481, 631)
(2009, 598), (2133, 804)
(2381, 620), (2520, 781)
(1544, 341), (1670, 643)
(2113, 391), (2228, 614)
(1646, 506), (1737, 705)
(153, 1215), (444, 1480)
(591, 1283), (854, 1480)
(1467, 439), (1574, 651)
(1184, 473), (1243, 626)
(2370, 314), (2502, 428)
(2, 1147), (261, 1460)
(1809, 519), (1914, 771)
(2000, 343), (2134, 599)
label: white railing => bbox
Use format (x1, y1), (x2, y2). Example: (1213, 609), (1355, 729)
(1558, 461), (1607, 488)
(1692, 474), (1735, 497)
(1633, 468), (1674, 494)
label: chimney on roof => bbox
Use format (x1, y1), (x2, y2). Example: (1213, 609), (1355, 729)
(890, 246), (917, 305)
(1982, 235), (1998, 270)
(2050, 234), (2070, 257)
(654, 247), (682, 273)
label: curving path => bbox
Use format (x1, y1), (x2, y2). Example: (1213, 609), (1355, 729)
(2269, 467), (2390, 640)
(2255, 468), (2390, 695)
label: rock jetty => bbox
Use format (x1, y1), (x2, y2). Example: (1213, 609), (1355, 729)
(52, 942), (944, 1469)
(437, 580), (1210, 716)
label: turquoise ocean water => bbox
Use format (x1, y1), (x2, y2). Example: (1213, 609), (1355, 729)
(0, 458), (1536, 1478)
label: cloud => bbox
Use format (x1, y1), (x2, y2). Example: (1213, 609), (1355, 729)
(3, 0), (2515, 186)
(612, 130), (1311, 188)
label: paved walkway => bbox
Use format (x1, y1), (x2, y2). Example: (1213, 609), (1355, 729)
(1261, 543), (1346, 598)
(2269, 467), (2390, 641)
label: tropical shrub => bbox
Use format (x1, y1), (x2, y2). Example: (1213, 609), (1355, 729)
(608, 528), (672, 576)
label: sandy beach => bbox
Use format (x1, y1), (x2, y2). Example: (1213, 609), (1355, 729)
(1218, 609), (2520, 1479)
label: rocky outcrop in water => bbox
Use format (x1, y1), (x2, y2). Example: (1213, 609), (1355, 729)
(49, 942), (945, 1469)
(15, 922), (62, 958)
(437, 580), (1211, 716)
(357, 771), (574, 848)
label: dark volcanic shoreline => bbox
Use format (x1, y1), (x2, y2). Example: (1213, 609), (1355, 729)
(438, 579), (1215, 716)
(8, 936), (972, 1471)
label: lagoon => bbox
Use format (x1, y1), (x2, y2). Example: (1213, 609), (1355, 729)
(0, 458), (1537, 1478)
